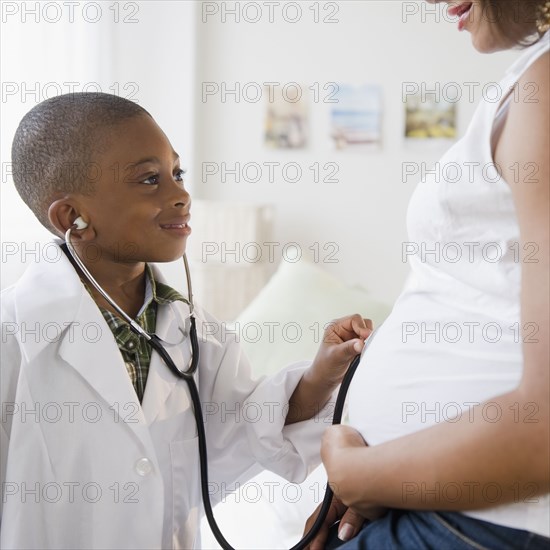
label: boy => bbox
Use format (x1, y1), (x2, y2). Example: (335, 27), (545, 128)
(1, 93), (371, 549)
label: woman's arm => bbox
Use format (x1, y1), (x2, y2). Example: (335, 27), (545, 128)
(322, 52), (549, 515)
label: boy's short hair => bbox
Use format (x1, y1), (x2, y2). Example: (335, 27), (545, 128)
(11, 92), (150, 235)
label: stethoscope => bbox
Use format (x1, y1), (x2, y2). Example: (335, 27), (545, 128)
(64, 222), (375, 550)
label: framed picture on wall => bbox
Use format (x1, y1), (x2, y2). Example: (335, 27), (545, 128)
(404, 91), (457, 140)
(264, 84), (309, 149)
(330, 84), (382, 150)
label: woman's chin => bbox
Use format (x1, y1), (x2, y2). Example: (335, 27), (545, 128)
(471, 30), (510, 53)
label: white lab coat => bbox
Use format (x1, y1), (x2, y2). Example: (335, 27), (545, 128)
(0, 241), (332, 549)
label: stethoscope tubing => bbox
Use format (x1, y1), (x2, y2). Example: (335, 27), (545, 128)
(63, 228), (369, 550)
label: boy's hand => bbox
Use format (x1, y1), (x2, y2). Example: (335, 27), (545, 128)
(285, 314), (372, 425)
(310, 314), (373, 389)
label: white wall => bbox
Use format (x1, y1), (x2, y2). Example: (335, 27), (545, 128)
(1, 0), (521, 306)
(192, 0), (520, 306)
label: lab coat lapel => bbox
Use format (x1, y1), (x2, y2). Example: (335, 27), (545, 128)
(57, 288), (156, 450)
(141, 301), (193, 425)
(13, 241), (155, 452)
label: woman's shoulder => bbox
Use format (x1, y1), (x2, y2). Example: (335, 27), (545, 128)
(495, 50), (548, 181)
(518, 49), (549, 100)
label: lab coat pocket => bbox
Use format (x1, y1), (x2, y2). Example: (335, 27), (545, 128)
(170, 437), (200, 550)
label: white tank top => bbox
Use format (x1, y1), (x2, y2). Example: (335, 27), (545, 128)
(348, 33), (550, 537)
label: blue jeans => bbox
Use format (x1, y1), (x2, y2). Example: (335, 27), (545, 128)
(325, 511), (550, 550)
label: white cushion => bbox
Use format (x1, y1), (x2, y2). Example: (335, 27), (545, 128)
(235, 259), (391, 377)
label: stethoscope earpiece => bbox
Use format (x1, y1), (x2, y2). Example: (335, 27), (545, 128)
(73, 216), (88, 230)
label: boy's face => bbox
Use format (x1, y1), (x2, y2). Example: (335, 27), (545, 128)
(78, 114), (191, 264)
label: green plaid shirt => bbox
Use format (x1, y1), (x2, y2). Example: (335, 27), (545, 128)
(83, 265), (188, 403)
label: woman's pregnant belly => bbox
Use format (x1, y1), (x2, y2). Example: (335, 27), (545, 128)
(348, 290), (524, 446)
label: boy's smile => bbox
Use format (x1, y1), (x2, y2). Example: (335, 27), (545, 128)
(77, 113), (192, 266)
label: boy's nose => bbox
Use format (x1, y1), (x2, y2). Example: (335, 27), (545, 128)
(173, 186), (191, 209)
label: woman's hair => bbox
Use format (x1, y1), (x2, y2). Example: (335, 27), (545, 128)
(480, 0), (547, 48)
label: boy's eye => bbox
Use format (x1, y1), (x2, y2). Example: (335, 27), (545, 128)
(142, 174), (160, 186)
(175, 168), (187, 182)
(140, 169), (186, 186)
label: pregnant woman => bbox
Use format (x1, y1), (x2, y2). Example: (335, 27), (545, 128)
(306, 1), (549, 549)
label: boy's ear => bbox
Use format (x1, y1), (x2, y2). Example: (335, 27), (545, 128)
(48, 199), (93, 240)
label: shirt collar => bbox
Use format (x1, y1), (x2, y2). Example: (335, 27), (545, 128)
(145, 263), (189, 308)
(81, 263), (188, 319)
(136, 264), (155, 317)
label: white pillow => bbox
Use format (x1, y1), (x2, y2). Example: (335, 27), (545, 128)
(235, 259), (391, 377)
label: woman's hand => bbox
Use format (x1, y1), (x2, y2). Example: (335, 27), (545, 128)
(321, 426), (387, 518)
(302, 494), (368, 550)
